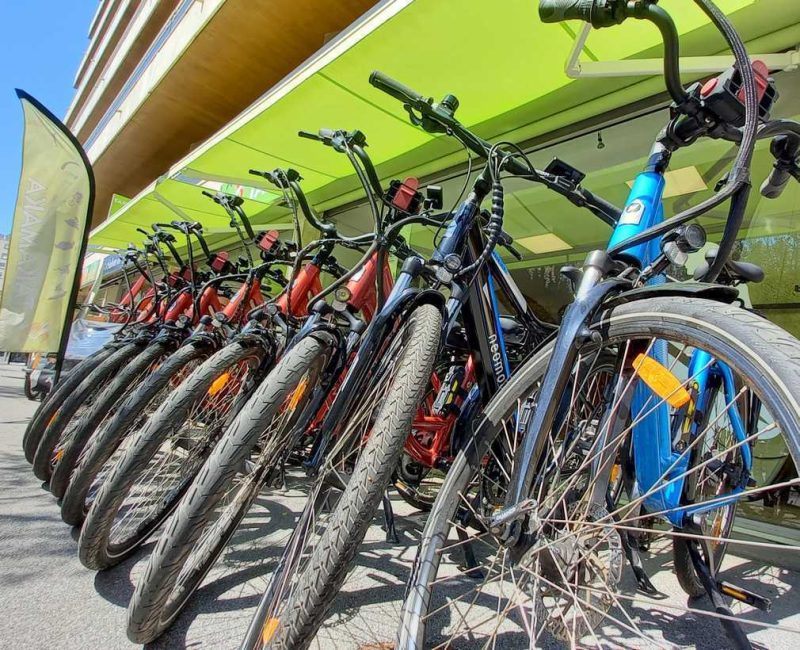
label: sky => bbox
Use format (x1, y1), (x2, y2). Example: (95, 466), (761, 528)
(0, 1), (98, 235)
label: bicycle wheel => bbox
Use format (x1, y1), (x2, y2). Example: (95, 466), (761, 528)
(48, 340), (172, 499)
(399, 297), (800, 649)
(127, 333), (334, 643)
(60, 342), (211, 526)
(32, 341), (143, 482)
(245, 303), (442, 650)
(22, 345), (116, 463)
(78, 340), (270, 570)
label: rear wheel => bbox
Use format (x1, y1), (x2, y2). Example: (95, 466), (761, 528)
(398, 297), (800, 649)
(78, 340), (270, 570)
(60, 342), (211, 526)
(127, 333), (333, 643)
(244, 303), (442, 650)
(32, 342), (143, 482)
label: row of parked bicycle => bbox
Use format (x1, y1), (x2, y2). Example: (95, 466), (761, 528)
(21, 1), (800, 648)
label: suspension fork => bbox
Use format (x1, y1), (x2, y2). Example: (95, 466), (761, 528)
(305, 261), (424, 472)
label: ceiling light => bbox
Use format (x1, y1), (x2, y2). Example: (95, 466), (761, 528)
(517, 233), (572, 254)
(626, 165), (707, 198)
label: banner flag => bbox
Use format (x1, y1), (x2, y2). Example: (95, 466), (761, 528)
(0, 90), (94, 353)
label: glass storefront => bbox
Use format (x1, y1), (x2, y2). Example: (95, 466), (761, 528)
(326, 66), (800, 537)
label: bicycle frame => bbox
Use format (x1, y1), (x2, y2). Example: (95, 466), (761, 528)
(618, 171), (752, 527)
(505, 141), (753, 533)
(304, 167), (548, 475)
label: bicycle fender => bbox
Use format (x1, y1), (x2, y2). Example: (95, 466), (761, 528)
(393, 288), (447, 320)
(603, 282), (738, 309)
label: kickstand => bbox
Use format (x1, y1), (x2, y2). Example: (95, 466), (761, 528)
(381, 490), (400, 543)
(607, 494), (660, 596)
(687, 540), (753, 650)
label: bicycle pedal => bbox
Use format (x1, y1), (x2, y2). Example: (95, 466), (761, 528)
(717, 580), (772, 612)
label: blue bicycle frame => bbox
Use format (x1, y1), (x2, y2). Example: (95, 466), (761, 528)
(610, 164), (752, 527)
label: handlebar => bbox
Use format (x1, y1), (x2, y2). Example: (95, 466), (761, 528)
(761, 133), (800, 199)
(369, 71), (620, 226)
(200, 191), (257, 242)
(249, 167), (337, 238)
(298, 128), (386, 199)
(538, 1), (687, 105)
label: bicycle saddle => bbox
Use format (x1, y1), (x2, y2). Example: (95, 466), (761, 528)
(693, 247), (764, 284)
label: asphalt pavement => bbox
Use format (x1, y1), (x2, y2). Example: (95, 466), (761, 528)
(1, 362), (799, 649)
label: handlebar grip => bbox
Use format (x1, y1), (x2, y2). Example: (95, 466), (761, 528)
(761, 134), (800, 199)
(298, 130), (320, 141)
(760, 167), (792, 199)
(369, 71), (425, 106)
(201, 190), (215, 199)
(538, 0), (594, 24)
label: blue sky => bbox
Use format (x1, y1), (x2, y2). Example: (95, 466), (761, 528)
(1, 1), (98, 235)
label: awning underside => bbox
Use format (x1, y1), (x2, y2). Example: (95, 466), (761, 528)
(89, 0), (800, 251)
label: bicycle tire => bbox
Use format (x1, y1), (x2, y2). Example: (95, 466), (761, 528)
(32, 342), (143, 482)
(256, 303), (442, 650)
(127, 333), (333, 643)
(60, 342), (212, 526)
(78, 340), (270, 570)
(49, 340), (172, 499)
(398, 296), (800, 649)
(22, 345), (116, 463)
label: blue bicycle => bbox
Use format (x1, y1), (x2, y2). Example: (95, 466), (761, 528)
(399, 1), (800, 648)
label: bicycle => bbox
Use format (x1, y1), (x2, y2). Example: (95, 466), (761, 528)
(59, 197), (294, 526)
(122, 159), (408, 642)
(399, 1), (800, 648)
(20, 241), (159, 463)
(75, 172), (346, 571)
(26, 225), (202, 481)
(235, 108), (621, 647)
(39, 220), (232, 495)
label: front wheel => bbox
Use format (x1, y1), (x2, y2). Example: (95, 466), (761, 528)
(60, 342), (211, 526)
(245, 303), (442, 650)
(127, 332), (333, 644)
(32, 342), (143, 482)
(22, 345), (116, 463)
(399, 297), (800, 649)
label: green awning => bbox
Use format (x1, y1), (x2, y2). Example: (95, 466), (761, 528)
(89, 0), (800, 250)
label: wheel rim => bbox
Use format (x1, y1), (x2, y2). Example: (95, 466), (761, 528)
(416, 332), (800, 648)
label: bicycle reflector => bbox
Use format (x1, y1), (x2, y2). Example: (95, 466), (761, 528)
(632, 353), (692, 409)
(208, 372), (231, 397)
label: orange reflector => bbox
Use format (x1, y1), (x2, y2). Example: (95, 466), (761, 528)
(633, 354), (691, 409)
(287, 377), (309, 411)
(47, 411), (59, 427)
(208, 372), (231, 397)
(610, 463), (621, 486)
(261, 617), (279, 643)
